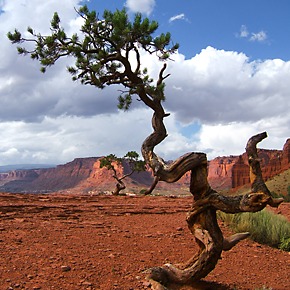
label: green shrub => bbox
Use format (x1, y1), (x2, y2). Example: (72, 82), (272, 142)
(139, 189), (148, 195)
(218, 209), (290, 251)
(279, 237), (290, 251)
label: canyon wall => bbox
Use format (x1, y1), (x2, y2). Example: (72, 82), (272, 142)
(208, 138), (290, 190)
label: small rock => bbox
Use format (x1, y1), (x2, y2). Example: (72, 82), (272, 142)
(61, 265), (71, 272)
(82, 281), (93, 286)
(143, 281), (151, 287)
(145, 234), (153, 238)
(253, 242), (262, 248)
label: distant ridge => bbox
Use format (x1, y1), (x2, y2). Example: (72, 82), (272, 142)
(0, 164), (56, 173)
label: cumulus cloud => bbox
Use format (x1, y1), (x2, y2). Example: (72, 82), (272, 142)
(0, 2), (289, 165)
(0, 0), (121, 122)
(163, 47), (290, 125)
(125, 0), (155, 15)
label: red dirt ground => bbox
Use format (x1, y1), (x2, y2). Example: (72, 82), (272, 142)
(0, 193), (289, 290)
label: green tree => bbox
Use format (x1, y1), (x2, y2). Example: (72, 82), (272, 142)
(8, 6), (284, 288)
(100, 151), (145, 195)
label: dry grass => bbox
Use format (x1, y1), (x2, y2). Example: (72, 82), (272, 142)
(266, 168), (290, 196)
(218, 209), (290, 250)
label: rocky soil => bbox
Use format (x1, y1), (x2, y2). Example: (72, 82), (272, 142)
(0, 193), (289, 290)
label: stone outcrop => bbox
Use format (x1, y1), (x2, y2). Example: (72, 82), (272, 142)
(231, 156), (250, 188)
(281, 138), (290, 170)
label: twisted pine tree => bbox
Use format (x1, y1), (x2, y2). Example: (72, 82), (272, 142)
(100, 151), (146, 195)
(8, 6), (283, 289)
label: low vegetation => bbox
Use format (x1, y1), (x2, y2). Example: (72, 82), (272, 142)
(271, 185), (290, 202)
(218, 209), (290, 251)
(265, 168), (290, 199)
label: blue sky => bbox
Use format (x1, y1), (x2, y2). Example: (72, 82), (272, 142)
(88, 0), (290, 61)
(0, 0), (289, 165)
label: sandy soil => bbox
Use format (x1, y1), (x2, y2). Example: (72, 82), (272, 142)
(0, 193), (289, 290)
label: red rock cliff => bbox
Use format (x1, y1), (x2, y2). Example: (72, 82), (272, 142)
(208, 139), (290, 190)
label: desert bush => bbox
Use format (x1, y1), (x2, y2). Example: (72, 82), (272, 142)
(139, 189), (148, 195)
(218, 209), (290, 251)
(279, 237), (290, 251)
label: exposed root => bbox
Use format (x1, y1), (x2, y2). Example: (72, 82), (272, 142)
(223, 232), (250, 251)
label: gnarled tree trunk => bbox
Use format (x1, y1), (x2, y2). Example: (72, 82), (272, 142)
(142, 107), (283, 289)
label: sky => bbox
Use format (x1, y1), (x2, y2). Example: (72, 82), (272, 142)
(0, 0), (290, 166)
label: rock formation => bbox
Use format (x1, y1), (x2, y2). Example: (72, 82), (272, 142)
(208, 139), (290, 190)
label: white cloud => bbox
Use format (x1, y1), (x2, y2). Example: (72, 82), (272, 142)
(125, 0), (155, 15)
(169, 13), (186, 23)
(163, 47), (290, 125)
(239, 25), (249, 38)
(250, 30), (267, 42)
(0, 110), (153, 165)
(237, 25), (268, 43)
(0, 2), (288, 165)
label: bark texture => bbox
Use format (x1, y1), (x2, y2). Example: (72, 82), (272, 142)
(142, 109), (284, 289)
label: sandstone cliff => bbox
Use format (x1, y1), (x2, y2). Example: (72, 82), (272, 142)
(208, 138), (290, 190)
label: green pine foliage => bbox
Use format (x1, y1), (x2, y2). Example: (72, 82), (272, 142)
(7, 5), (179, 111)
(100, 151), (145, 173)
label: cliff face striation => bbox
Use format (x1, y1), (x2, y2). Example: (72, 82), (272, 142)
(208, 138), (290, 190)
(0, 139), (289, 193)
